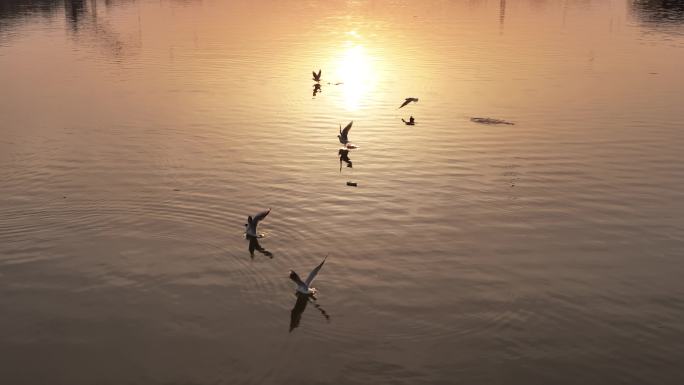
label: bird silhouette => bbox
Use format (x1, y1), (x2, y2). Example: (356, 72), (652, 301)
(338, 121), (353, 145)
(399, 97), (419, 109)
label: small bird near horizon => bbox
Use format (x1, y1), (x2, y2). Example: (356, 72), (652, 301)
(245, 208), (271, 237)
(312, 69), (322, 82)
(289, 256), (327, 295)
(338, 121), (353, 145)
(399, 97), (419, 109)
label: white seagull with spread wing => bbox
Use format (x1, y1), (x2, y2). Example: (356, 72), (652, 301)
(245, 208), (271, 237)
(289, 256), (327, 295)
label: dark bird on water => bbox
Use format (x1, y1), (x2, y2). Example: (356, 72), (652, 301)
(312, 69), (322, 82)
(399, 97), (419, 109)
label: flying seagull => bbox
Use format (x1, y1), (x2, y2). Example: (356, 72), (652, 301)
(338, 121), (353, 145)
(245, 208), (271, 237)
(289, 256), (327, 295)
(312, 69), (322, 82)
(399, 97), (419, 109)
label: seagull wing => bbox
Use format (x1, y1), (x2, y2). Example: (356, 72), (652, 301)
(305, 256), (327, 286)
(290, 270), (306, 288)
(317, 69), (321, 78)
(312, 71), (318, 80)
(252, 208), (271, 224)
(341, 121), (353, 137)
(399, 99), (411, 108)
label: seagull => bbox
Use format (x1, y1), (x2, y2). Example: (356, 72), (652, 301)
(289, 256), (327, 295)
(338, 121), (353, 145)
(399, 97), (419, 109)
(245, 208), (271, 237)
(312, 69), (322, 82)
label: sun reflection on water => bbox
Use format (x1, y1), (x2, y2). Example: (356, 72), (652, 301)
(335, 37), (376, 111)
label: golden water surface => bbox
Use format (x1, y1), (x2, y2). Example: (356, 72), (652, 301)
(1, 1), (684, 384)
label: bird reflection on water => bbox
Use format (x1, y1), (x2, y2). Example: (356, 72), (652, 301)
(246, 235), (273, 259)
(401, 116), (415, 125)
(289, 292), (330, 333)
(338, 148), (352, 171)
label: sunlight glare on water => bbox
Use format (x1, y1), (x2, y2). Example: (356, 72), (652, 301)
(336, 38), (377, 111)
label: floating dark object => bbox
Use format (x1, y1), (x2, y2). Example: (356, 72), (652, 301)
(312, 69), (321, 82)
(347, 181), (358, 187)
(470, 117), (515, 125)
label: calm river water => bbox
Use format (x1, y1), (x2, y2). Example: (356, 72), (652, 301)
(1, 1), (684, 384)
